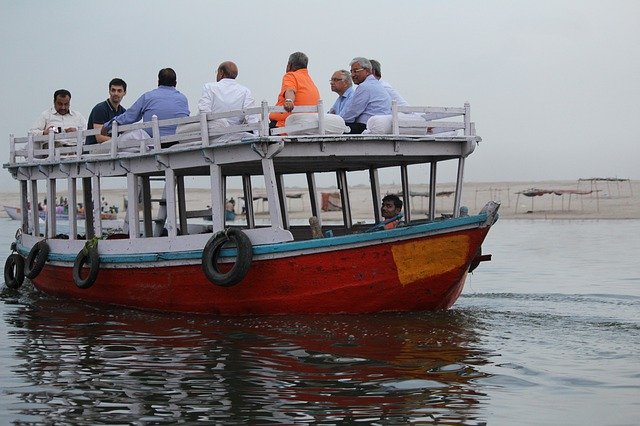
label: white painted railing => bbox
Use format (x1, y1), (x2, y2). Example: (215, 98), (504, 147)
(7, 101), (474, 166)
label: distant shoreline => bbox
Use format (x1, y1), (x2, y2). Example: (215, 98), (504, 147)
(1, 179), (638, 221)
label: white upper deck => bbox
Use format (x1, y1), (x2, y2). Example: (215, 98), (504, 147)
(5, 101), (480, 180)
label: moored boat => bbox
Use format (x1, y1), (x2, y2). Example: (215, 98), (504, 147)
(3, 100), (498, 314)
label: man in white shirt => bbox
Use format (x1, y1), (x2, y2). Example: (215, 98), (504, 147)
(370, 59), (409, 107)
(30, 89), (87, 136)
(197, 61), (257, 125)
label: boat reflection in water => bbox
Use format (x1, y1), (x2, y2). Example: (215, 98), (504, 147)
(4, 287), (492, 424)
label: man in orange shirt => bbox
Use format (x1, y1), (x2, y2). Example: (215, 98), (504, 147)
(269, 51), (320, 128)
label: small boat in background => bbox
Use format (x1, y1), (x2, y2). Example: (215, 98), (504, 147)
(3, 205), (117, 221)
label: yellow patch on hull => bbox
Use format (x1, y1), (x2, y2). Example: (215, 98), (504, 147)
(391, 235), (471, 285)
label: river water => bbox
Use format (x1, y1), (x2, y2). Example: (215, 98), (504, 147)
(1, 218), (638, 425)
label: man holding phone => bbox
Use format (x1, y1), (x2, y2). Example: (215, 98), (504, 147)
(30, 89), (86, 140)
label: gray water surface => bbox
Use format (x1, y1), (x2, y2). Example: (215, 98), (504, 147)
(1, 218), (638, 425)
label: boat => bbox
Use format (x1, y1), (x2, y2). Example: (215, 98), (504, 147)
(3, 100), (498, 315)
(3, 205), (117, 221)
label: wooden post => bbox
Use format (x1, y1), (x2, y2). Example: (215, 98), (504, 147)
(262, 158), (284, 228)
(241, 175), (254, 229)
(46, 178), (56, 238)
(429, 162), (437, 221)
(91, 175), (102, 236)
(30, 180), (40, 236)
(306, 172), (320, 225)
(369, 168), (381, 224)
(209, 164), (224, 231)
(127, 173), (140, 239)
(68, 178), (77, 240)
(400, 165), (411, 223)
(164, 168), (177, 237)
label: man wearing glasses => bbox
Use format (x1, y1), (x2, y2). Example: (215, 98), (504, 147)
(339, 57), (391, 134)
(327, 70), (354, 116)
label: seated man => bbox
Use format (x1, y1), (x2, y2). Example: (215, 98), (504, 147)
(327, 69), (354, 115)
(339, 57), (391, 134)
(101, 68), (189, 141)
(370, 59), (409, 107)
(268, 51), (320, 129)
(86, 78), (127, 145)
(380, 194), (404, 229)
(198, 61), (257, 125)
(30, 89), (87, 145)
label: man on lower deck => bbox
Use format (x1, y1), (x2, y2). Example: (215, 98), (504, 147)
(380, 194), (404, 229)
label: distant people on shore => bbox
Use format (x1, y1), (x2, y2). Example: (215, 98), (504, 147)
(101, 68), (189, 141)
(269, 52), (320, 129)
(339, 57), (391, 134)
(30, 89), (86, 144)
(370, 59), (408, 107)
(198, 61), (258, 126)
(327, 70), (354, 116)
(86, 78), (127, 145)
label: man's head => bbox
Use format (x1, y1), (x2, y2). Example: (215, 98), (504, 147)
(158, 68), (177, 87)
(108, 78), (127, 105)
(286, 52), (309, 72)
(370, 59), (382, 80)
(349, 57), (372, 85)
(381, 194), (403, 219)
(216, 61), (239, 82)
(330, 70), (352, 95)
(53, 89), (71, 115)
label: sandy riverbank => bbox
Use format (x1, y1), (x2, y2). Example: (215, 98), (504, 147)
(1, 179), (638, 221)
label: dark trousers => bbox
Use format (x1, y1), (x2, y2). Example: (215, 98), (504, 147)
(346, 122), (366, 134)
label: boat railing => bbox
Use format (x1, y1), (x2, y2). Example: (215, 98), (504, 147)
(393, 103), (473, 136)
(7, 101), (476, 167)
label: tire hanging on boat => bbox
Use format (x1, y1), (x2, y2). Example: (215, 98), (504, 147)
(202, 228), (253, 287)
(24, 240), (50, 279)
(4, 253), (25, 289)
(73, 244), (100, 289)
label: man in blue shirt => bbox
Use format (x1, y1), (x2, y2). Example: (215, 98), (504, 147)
(328, 70), (354, 116)
(339, 57), (391, 134)
(102, 68), (189, 139)
(86, 78), (127, 145)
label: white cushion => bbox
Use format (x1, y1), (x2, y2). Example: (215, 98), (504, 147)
(284, 113), (349, 135)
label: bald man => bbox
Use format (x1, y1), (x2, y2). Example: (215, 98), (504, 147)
(197, 61), (257, 125)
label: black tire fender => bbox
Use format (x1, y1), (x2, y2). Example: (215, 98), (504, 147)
(202, 228), (253, 287)
(4, 253), (25, 289)
(73, 244), (100, 289)
(25, 240), (50, 279)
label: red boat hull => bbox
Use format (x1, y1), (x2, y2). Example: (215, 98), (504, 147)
(31, 227), (488, 315)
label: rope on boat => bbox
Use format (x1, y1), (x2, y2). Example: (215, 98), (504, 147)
(72, 237), (100, 289)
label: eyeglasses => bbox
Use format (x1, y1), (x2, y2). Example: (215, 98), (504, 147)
(350, 68), (365, 74)
(330, 78), (345, 82)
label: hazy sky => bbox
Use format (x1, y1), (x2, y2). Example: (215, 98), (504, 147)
(1, 0), (639, 189)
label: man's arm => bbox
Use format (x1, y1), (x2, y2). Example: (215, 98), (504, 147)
(29, 111), (48, 135)
(340, 86), (368, 123)
(197, 84), (213, 114)
(102, 95), (145, 134)
(243, 89), (259, 124)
